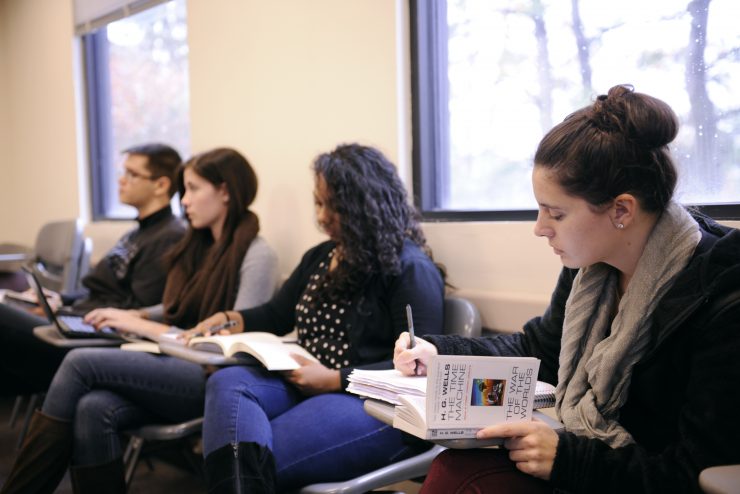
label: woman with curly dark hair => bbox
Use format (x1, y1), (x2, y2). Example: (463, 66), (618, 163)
(187, 143), (445, 492)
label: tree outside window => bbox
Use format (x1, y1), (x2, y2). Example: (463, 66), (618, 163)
(419, 0), (740, 215)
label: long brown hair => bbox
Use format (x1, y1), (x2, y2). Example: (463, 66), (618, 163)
(162, 148), (260, 327)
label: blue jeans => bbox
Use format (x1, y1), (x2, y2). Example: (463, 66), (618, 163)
(42, 348), (206, 466)
(203, 365), (424, 491)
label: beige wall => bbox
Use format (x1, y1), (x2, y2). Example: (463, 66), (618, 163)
(1, 0), (737, 332)
(0, 1), (9, 222)
(187, 0), (404, 275)
(0, 0), (80, 241)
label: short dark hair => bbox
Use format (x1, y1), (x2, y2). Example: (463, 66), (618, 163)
(534, 84), (678, 213)
(123, 143), (182, 198)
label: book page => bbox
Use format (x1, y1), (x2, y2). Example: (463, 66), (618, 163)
(396, 394), (426, 425)
(234, 340), (316, 370)
(188, 331), (283, 354)
(347, 369), (426, 405)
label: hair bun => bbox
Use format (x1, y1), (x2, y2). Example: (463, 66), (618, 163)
(589, 84), (678, 150)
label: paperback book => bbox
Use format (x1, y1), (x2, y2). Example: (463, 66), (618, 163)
(348, 355), (555, 440)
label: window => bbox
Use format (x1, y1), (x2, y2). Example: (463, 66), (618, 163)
(83, 0), (190, 219)
(412, 0), (740, 220)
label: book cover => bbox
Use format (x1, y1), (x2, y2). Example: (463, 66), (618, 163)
(394, 355), (541, 439)
(348, 355), (550, 440)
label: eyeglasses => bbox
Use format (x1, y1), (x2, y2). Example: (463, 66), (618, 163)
(120, 168), (156, 181)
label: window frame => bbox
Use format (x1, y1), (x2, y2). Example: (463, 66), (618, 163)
(83, 29), (118, 221)
(409, 0), (740, 222)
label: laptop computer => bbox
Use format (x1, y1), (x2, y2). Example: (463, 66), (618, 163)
(22, 266), (124, 340)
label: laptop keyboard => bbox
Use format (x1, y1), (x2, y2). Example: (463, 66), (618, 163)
(58, 315), (97, 334)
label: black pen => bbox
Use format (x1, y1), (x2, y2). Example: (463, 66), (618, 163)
(208, 319), (238, 334)
(406, 304), (419, 375)
(189, 319), (238, 339)
(176, 320), (238, 342)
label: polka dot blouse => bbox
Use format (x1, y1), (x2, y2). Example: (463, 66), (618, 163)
(294, 249), (353, 369)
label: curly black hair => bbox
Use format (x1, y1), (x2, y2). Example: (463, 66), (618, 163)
(312, 143), (437, 301)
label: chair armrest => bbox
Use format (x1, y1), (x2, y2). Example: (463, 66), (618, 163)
(299, 444), (445, 494)
(699, 465), (740, 494)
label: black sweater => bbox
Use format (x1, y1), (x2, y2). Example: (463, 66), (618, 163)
(238, 240), (445, 391)
(425, 215), (740, 493)
(73, 206), (185, 311)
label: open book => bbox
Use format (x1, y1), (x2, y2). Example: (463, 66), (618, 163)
(348, 355), (556, 440)
(124, 331), (317, 371)
(185, 332), (316, 370)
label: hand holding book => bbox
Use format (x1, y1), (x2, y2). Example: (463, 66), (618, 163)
(281, 354), (342, 395)
(476, 416), (560, 480)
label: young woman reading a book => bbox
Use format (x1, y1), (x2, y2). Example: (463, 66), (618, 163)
(394, 85), (740, 494)
(184, 143), (446, 492)
(1, 148), (279, 494)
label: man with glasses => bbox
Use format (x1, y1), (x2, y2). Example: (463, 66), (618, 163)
(0, 143), (186, 396)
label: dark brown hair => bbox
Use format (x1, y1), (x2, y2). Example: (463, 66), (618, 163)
(123, 143), (182, 198)
(534, 84), (678, 212)
(162, 148), (260, 326)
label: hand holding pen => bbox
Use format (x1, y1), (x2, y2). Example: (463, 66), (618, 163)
(204, 319), (238, 335)
(392, 304), (438, 376)
(177, 312), (240, 343)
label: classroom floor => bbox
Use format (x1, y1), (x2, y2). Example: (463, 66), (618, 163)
(0, 395), (422, 493)
(0, 395), (205, 493)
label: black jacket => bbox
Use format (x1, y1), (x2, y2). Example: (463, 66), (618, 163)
(426, 215), (740, 493)
(238, 240), (445, 391)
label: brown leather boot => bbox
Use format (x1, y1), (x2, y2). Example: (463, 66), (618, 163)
(0, 410), (72, 494)
(70, 458), (126, 494)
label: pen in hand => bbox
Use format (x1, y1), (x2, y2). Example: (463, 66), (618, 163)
(184, 320), (237, 340)
(206, 319), (238, 335)
(406, 304), (419, 375)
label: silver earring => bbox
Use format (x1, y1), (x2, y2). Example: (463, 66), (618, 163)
(617, 223), (625, 229)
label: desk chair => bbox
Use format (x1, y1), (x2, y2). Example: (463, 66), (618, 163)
(7, 219), (94, 446)
(27, 218), (91, 298)
(7, 393), (44, 450)
(123, 417), (205, 488)
(298, 296), (483, 494)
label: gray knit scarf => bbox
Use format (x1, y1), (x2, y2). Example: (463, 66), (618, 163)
(554, 201), (701, 447)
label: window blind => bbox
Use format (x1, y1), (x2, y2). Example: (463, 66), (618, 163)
(74, 0), (170, 35)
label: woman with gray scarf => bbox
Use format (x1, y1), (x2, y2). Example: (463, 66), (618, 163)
(394, 84), (740, 494)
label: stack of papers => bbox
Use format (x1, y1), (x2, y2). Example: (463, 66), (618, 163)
(347, 369), (427, 405)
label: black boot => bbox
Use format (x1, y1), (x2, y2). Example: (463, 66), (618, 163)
(70, 458), (126, 494)
(0, 410), (72, 494)
(205, 442), (276, 494)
